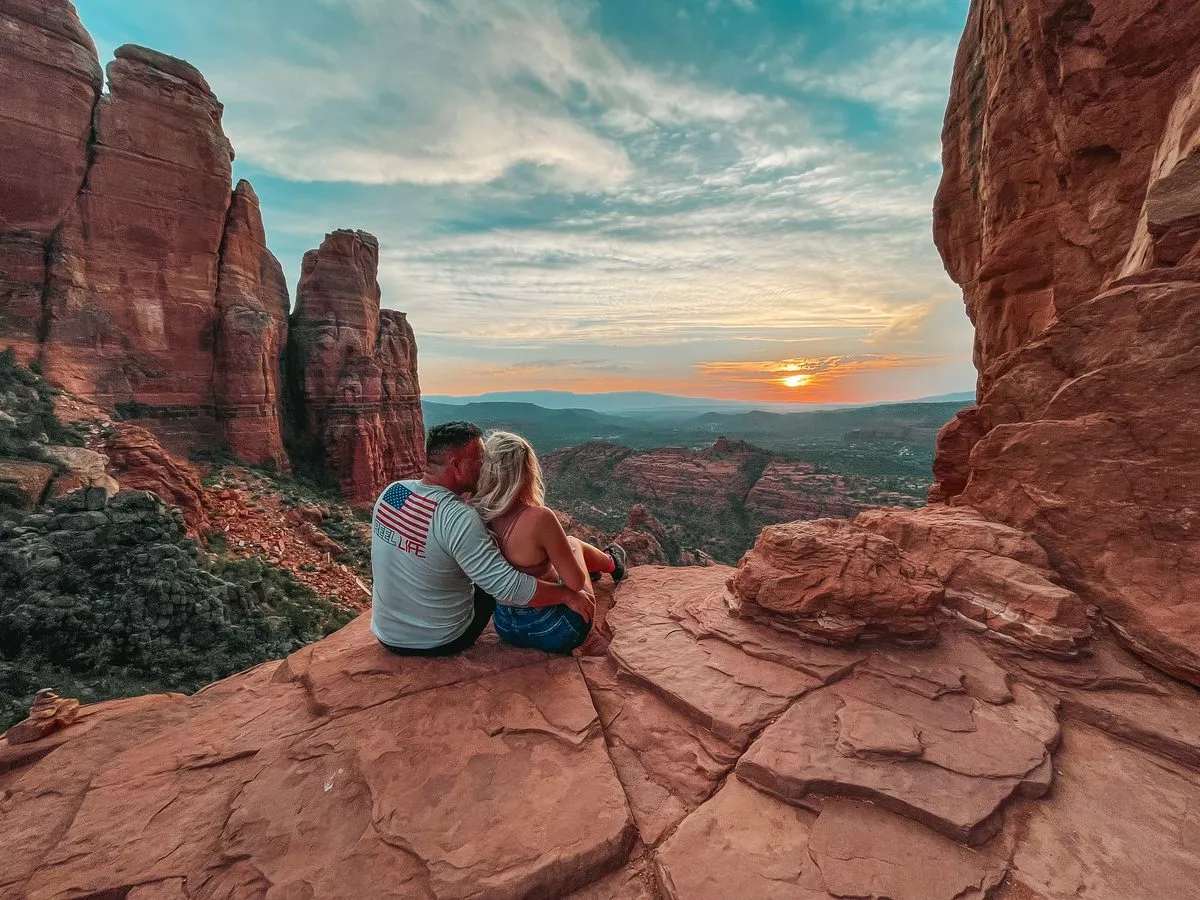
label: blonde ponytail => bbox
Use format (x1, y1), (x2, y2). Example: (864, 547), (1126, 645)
(472, 430), (545, 522)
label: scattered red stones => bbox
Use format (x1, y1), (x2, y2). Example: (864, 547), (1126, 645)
(3, 689), (81, 746)
(203, 467), (372, 610)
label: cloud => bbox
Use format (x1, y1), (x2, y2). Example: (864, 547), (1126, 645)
(209, 0), (772, 190)
(83, 0), (977, 401)
(695, 353), (947, 400)
(781, 35), (958, 117)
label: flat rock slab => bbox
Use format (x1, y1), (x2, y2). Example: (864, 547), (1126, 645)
(655, 779), (829, 900)
(609, 567), (823, 746)
(272, 612), (545, 717)
(671, 589), (866, 682)
(1007, 723), (1200, 899)
(993, 635), (1200, 771)
(808, 799), (1006, 900)
(580, 656), (739, 845)
(737, 666), (1058, 845)
(5, 648), (634, 900)
(609, 618), (821, 747)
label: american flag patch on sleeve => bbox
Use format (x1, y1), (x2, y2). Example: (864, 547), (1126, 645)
(374, 484), (440, 557)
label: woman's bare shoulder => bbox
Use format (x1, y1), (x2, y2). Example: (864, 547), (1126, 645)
(529, 505), (564, 531)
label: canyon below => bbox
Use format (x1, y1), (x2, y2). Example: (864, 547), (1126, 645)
(3, 1), (1200, 899)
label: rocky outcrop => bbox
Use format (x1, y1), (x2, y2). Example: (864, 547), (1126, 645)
(858, 505), (1092, 658)
(545, 439), (908, 566)
(102, 422), (211, 534)
(728, 519), (942, 647)
(744, 459), (866, 521)
(3, 689), (80, 746)
(612, 440), (767, 513)
(288, 230), (424, 504)
(932, 0), (1200, 684)
(42, 44), (234, 454)
(8, 567), (1200, 899)
(0, 11), (425, 501)
(214, 181), (291, 470)
(0, 0), (102, 365)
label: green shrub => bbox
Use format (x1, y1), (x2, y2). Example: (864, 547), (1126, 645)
(0, 348), (84, 461)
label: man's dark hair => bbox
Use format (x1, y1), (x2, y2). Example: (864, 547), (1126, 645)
(426, 421), (483, 467)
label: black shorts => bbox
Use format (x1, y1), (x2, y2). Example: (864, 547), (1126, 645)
(378, 586), (497, 657)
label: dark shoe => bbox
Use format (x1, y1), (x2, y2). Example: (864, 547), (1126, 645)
(604, 543), (627, 583)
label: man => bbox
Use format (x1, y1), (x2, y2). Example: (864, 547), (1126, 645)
(370, 421), (594, 655)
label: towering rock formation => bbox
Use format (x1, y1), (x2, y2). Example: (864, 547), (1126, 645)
(41, 44), (234, 453)
(0, 0), (102, 364)
(0, 3), (422, 495)
(214, 181), (290, 471)
(933, 1), (1200, 683)
(289, 230), (424, 504)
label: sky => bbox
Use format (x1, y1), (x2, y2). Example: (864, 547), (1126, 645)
(75, 0), (976, 405)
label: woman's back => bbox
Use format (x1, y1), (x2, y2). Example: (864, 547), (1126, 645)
(488, 503), (556, 579)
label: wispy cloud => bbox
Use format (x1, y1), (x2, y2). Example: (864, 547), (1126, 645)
(74, 0), (976, 403)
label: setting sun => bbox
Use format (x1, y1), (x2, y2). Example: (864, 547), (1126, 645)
(782, 374), (813, 388)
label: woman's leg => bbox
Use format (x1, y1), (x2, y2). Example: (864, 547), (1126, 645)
(570, 536), (614, 575)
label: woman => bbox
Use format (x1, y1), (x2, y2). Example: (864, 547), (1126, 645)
(473, 430), (627, 653)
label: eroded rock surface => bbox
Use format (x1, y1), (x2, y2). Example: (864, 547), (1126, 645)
(858, 505), (1091, 657)
(289, 230), (425, 504)
(4, 567), (1200, 899)
(728, 519), (942, 647)
(0, 0), (102, 365)
(214, 180), (291, 470)
(932, 0), (1200, 685)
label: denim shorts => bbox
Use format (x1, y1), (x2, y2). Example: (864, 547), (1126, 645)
(493, 603), (590, 654)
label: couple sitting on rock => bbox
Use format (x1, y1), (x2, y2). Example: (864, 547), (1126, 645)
(369, 422), (627, 656)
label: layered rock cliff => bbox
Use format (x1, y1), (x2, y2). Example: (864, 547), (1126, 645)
(0, 1), (423, 501)
(288, 230), (425, 504)
(932, 0), (1200, 684)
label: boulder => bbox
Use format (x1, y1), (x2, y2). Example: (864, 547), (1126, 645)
(288, 230), (424, 504)
(43, 445), (120, 499)
(728, 519), (942, 647)
(857, 505), (1091, 657)
(0, 458), (56, 508)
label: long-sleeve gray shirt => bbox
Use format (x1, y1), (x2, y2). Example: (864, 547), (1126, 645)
(370, 480), (537, 649)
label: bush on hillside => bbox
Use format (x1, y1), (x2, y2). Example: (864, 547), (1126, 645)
(0, 348), (84, 461)
(0, 488), (353, 731)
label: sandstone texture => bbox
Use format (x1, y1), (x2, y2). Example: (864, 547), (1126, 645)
(744, 460), (863, 522)
(3, 689), (80, 745)
(0, 0), (102, 364)
(0, 459), (56, 509)
(858, 505), (1091, 657)
(289, 230), (425, 505)
(0, 11), (423, 505)
(6, 566), (1200, 898)
(932, 0), (1200, 684)
(728, 519), (942, 647)
(102, 423), (212, 534)
(43, 43), (234, 443)
(214, 181), (290, 470)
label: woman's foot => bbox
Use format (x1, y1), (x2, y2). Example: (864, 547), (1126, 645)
(604, 543), (627, 583)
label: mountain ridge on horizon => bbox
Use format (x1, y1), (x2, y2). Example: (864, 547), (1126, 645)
(424, 388), (976, 415)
